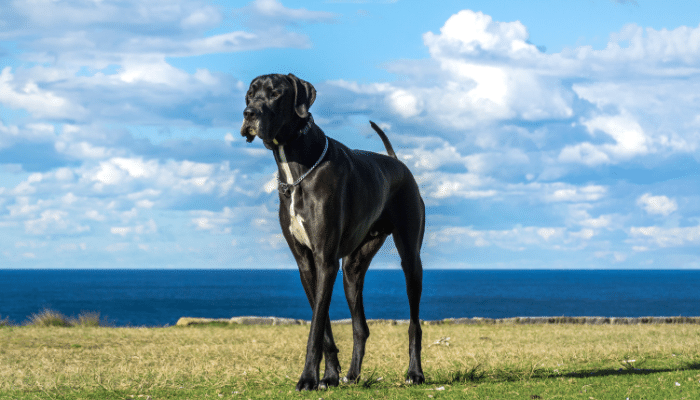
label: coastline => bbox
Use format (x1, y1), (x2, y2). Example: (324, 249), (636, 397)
(176, 315), (700, 326)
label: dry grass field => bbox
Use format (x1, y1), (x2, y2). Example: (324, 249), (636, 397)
(2, 318), (700, 399)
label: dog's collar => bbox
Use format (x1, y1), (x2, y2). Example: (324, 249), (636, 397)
(277, 135), (328, 197)
(272, 115), (313, 146)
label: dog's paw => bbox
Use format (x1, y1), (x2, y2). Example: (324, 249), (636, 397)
(295, 376), (318, 391)
(342, 373), (360, 384)
(319, 376), (339, 389)
(405, 371), (425, 385)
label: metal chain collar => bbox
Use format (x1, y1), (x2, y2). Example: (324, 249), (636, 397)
(277, 119), (328, 197)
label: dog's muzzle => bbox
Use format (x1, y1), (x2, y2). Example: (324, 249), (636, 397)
(241, 107), (262, 143)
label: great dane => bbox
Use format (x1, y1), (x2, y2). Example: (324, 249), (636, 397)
(240, 73), (425, 391)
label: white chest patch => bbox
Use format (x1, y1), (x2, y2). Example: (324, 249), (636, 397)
(279, 145), (312, 249)
(278, 144), (294, 185)
(289, 189), (312, 248)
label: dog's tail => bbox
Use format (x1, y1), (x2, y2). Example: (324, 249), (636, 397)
(369, 121), (397, 159)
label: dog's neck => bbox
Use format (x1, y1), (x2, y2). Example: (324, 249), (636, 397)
(273, 119), (327, 187)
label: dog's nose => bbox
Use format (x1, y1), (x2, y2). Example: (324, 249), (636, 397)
(243, 107), (260, 120)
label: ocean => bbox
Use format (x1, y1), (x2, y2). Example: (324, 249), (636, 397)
(1, 269), (699, 327)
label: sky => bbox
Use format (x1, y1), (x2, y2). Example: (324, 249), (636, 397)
(1, 0), (699, 270)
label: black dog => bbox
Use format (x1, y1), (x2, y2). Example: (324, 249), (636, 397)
(240, 73), (425, 391)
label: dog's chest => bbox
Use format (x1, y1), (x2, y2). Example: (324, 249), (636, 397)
(279, 145), (312, 248)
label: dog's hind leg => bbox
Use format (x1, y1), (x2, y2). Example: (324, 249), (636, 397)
(389, 187), (425, 385)
(397, 244), (424, 384)
(341, 233), (389, 383)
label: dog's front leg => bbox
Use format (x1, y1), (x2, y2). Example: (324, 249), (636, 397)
(295, 255), (341, 389)
(296, 258), (339, 391)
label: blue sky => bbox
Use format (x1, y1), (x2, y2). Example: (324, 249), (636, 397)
(1, 0), (699, 269)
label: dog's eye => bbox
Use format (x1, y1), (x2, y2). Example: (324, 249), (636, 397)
(271, 90), (282, 98)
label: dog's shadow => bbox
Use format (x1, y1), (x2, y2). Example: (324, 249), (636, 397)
(427, 360), (700, 385)
(561, 361), (700, 379)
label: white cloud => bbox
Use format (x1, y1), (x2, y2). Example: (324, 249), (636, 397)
(422, 10), (538, 60)
(248, 0), (336, 25)
(0, 122), (20, 149)
(428, 225), (590, 252)
(110, 220), (158, 237)
(420, 172), (495, 200)
(10, 0), (209, 30)
(572, 80), (700, 155)
(1, 61), (243, 129)
(55, 168), (75, 182)
(25, 209), (90, 235)
(559, 113), (649, 166)
(582, 113), (648, 154)
(55, 139), (115, 159)
(388, 89), (423, 118)
(91, 158), (155, 186)
(537, 227), (562, 241)
(0, 154), (254, 254)
(566, 204), (615, 229)
(581, 215), (612, 229)
(83, 157), (241, 198)
(581, 23), (700, 72)
(594, 251), (628, 263)
(428, 226), (490, 248)
(256, 233), (287, 250)
(191, 207), (237, 234)
(637, 193), (678, 216)
(5, 1), (268, 61)
(118, 56), (193, 85)
(629, 225), (700, 247)
(1, 121), (59, 151)
(329, 10), (575, 131)
(85, 210), (106, 222)
(543, 183), (607, 203)
(571, 228), (596, 240)
(111, 158), (155, 179)
(180, 5), (222, 30)
(558, 142), (611, 166)
(399, 141), (469, 171)
(0, 67), (88, 120)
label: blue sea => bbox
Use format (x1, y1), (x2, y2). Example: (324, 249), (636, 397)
(1, 270), (699, 327)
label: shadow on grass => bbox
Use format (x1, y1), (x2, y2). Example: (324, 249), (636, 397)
(429, 361), (700, 385)
(561, 361), (700, 379)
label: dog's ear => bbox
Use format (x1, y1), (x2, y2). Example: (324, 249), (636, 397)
(287, 73), (316, 118)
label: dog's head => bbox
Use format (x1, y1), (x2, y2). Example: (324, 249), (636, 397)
(240, 73), (316, 148)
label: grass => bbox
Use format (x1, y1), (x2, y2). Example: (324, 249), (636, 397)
(24, 308), (108, 328)
(2, 320), (700, 399)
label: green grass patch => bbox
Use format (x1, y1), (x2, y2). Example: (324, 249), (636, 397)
(2, 323), (700, 399)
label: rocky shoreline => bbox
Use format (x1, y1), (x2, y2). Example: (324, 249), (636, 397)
(176, 316), (700, 326)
